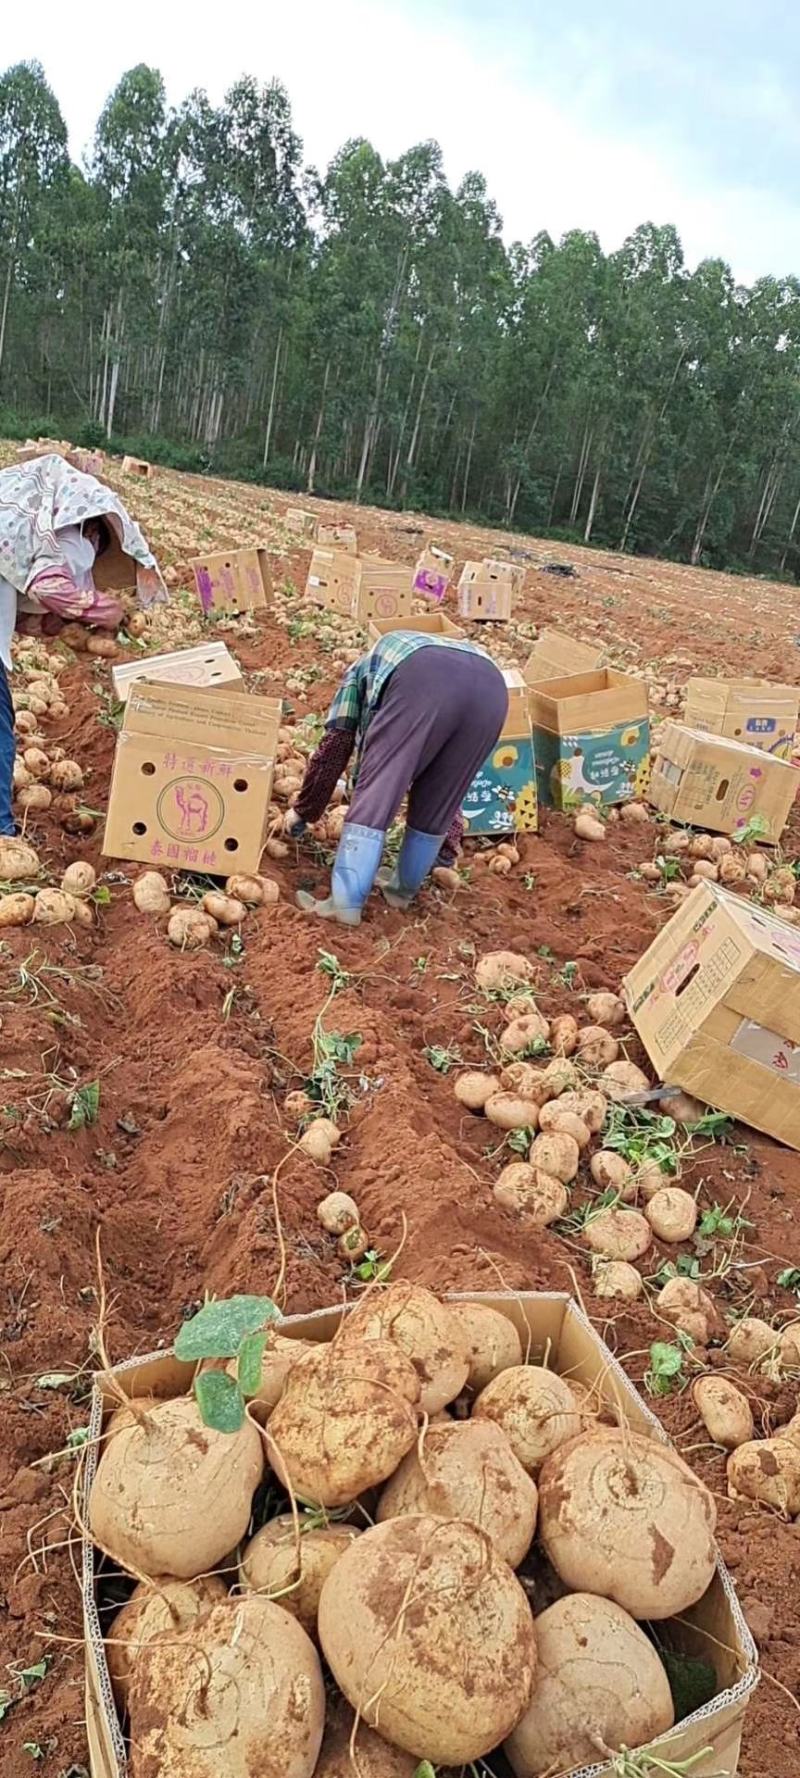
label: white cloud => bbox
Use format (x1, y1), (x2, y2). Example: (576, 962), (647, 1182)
(6, 0), (800, 280)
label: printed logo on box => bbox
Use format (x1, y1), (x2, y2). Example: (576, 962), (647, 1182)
(730, 1018), (800, 1083)
(661, 939), (701, 996)
(157, 777), (225, 842)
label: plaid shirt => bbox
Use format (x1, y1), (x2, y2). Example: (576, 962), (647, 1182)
(326, 631), (485, 748)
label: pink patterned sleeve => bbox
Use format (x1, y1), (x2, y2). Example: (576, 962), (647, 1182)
(294, 728), (355, 823)
(438, 809), (464, 865)
(27, 568), (122, 629)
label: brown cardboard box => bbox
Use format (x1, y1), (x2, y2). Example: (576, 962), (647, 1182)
(305, 546), (360, 614)
(413, 543), (454, 601)
(121, 455), (154, 479)
(647, 722), (799, 842)
(463, 667), (538, 835)
(683, 676), (800, 761)
(457, 560), (514, 620)
(102, 682), (281, 875)
(81, 1290), (758, 1778)
(111, 641), (242, 706)
(191, 547), (272, 618)
(624, 880), (800, 1148)
(367, 612), (465, 644)
(484, 556), (526, 594)
(524, 627), (603, 687)
(355, 558), (414, 622)
(316, 521), (357, 553)
(285, 506), (317, 538)
(529, 668), (650, 810)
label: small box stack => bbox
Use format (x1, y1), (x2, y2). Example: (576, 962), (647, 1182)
(462, 668), (538, 835)
(682, 676), (800, 761)
(529, 669), (650, 810)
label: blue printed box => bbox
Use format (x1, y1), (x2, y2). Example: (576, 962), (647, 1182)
(462, 670), (538, 835)
(529, 669), (650, 810)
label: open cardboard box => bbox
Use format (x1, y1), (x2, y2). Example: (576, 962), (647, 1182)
(367, 611), (465, 643)
(81, 1292), (758, 1778)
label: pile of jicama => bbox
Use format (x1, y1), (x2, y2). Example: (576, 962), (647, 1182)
(88, 1280), (726, 1778)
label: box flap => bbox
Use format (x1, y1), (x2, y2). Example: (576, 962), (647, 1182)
(112, 642), (241, 703)
(529, 668), (648, 734)
(121, 682), (282, 753)
(524, 628), (603, 687)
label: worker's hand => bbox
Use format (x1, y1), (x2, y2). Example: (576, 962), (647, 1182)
(284, 809), (307, 839)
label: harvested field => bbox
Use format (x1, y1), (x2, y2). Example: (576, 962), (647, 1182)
(0, 447), (798, 1777)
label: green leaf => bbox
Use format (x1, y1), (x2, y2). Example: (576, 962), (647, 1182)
(0, 1690), (11, 1721)
(660, 1648), (717, 1721)
(19, 1661), (48, 1689)
(238, 1331), (268, 1398)
(194, 1369), (245, 1433)
(35, 1372), (76, 1390)
(68, 1080), (100, 1131)
(414, 1765), (437, 1778)
(175, 1295), (280, 1360)
(777, 1267), (800, 1291)
(650, 1341), (685, 1377)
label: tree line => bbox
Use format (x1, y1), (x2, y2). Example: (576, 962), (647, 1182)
(3, 57), (800, 576)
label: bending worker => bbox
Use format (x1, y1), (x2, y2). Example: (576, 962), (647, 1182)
(287, 629), (508, 925)
(0, 452), (165, 836)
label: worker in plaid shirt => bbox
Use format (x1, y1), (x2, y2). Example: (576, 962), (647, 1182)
(288, 630), (508, 926)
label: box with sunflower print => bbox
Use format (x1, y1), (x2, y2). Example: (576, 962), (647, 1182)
(462, 669), (539, 835)
(529, 669), (650, 810)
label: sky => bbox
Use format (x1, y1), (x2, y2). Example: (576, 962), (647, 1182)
(6, 0), (800, 283)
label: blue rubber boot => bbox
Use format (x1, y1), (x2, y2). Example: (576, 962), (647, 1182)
(296, 823), (385, 926)
(379, 827), (445, 909)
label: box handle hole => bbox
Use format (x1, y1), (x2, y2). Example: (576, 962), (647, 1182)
(224, 838), (238, 852)
(132, 821), (147, 836)
(141, 762), (156, 777)
(715, 779), (730, 801)
(233, 778), (248, 792)
(675, 963), (700, 997)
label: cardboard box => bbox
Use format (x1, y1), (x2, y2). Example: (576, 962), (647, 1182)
(285, 506), (317, 539)
(457, 560), (514, 621)
(484, 556), (526, 594)
(647, 723), (799, 842)
(121, 456), (153, 479)
(367, 612), (465, 644)
(305, 547), (360, 615)
(683, 676), (800, 761)
(624, 880), (800, 1148)
(191, 547), (272, 618)
(413, 544), (454, 602)
(316, 521), (357, 553)
(529, 668), (650, 809)
(524, 627), (603, 687)
(306, 552), (414, 623)
(111, 641), (242, 705)
(81, 1290), (758, 1778)
(102, 682), (281, 875)
(463, 667), (538, 834)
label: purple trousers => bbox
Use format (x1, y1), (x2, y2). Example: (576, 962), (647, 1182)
(348, 646), (509, 835)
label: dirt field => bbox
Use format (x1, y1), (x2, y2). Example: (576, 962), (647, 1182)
(0, 451), (798, 1778)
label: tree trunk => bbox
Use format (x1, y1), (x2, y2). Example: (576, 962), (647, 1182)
(569, 424), (592, 524)
(263, 327), (283, 470)
(508, 355), (559, 525)
(306, 356), (330, 493)
(779, 489), (800, 573)
(584, 464), (602, 543)
(619, 349), (686, 552)
(461, 412), (478, 513)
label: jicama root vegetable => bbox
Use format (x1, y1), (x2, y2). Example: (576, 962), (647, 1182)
(17, 782), (52, 811)
(432, 865), (460, 890)
(719, 854), (747, 885)
(574, 810), (605, 841)
(0, 893), (35, 926)
(377, 1419), (538, 1567)
(475, 950), (534, 992)
(499, 1063), (553, 1103)
(22, 746), (50, 780)
(133, 870), (171, 914)
(450, 1301), (523, 1392)
(549, 1013), (578, 1056)
(636, 1158), (670, 1201)
(500, 1011), (550, 1053)
(318, 1516), (537, 1764)
(619, 800), (650, 824)
(725, 1316), (777, 1366)
(474, 1366), (581, 1475)
(536, 1107), (590, 1149)
(127, 1595), (325, 1778)
(539, 1427), (717, 1616)
(86, 634), (118, 658)
(14, 710), (38, 735)
(727, 1437), (800, 1517)
(299, 1118), (341, 1163)
(589, 1150), (634, 1198)
(540, 1056), (581, 1096)
(265, 836), (289, 859)
(32, 888), (79, 925)
(779, 1325), (800, 1370)
(593, 1260), (643, 1301)
(454, 1070), (501, 1111)
(493, 1163), (567, 1227)
(337, 1224), (370, 1263)
(107, 1574), (227, 1707)
(225, 873), (266, 905)
(575, 1026), (620, 1067)
(658, 1088), (705, 1124)
(202, 891), (246, 926)
(584, 1208), (652, 1262)
(89, 1395), (263, 1578)
(527, 1131), (580, 1183)
(658, 1277), (719, 1346)
(167, 906), (215, 949)
(267, 1339), (420, 1506)
(317, 1190), (359, 1234)
(339, 1281), (469, 1415)
(315, 1700), (417, 1776)
(585, 991), (626, 1029)
(600, 1059), (650, 1099)
(49, 759), (84, 791)
(485, 1091), (541, 1132)
(646, 1185), (698, 1242)
(692, 1376), (754, 1450)
(227, 1333), (314, 1419)
(555, 1088), (608, 1134)
(61, 860), (96, 897)
(284, 1090), (313, 1120)
(239, 1516), (360, 1636)
(505, 1593), (674, 1777)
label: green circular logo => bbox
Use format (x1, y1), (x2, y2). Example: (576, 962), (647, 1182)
(157, 776), (225, 843)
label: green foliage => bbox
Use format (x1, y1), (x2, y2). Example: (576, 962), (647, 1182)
(174, 1295), (280, 1359)
(194, 1369), (245, 1432)
(644, 1337), (692, 1397)
(604, 1103), (678, 1172)
(654, 1254), (701, 1287)
(422, 1044), (462, 1074)
(67, 1080), (100, 1130)
(777, 1267), (800, 1292)
(350, 1248), (392, 1284)
(697, 1202), (752, 1241)
(731, 814), (769, 846)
